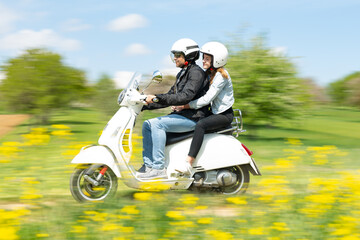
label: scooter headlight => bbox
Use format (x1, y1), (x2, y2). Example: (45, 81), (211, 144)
(117, 89), (126, 105)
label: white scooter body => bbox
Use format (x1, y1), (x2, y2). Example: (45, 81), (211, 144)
(71, 72), (260, 194)
(165, 133), (257, 177)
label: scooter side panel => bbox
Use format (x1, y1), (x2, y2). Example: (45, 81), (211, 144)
(196, 134), (253, 169)
(71, 146), (121, 177)
(165, 134), (252, 174)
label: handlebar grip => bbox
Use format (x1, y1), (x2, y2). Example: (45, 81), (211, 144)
(152, 97), (159, 103)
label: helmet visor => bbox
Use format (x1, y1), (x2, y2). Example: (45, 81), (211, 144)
(170, 51), (184, 63)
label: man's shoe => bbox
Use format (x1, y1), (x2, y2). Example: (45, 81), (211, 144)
(137, 164), (151, 173)
(136, 164), (152, 177)
(137, 168), (167, 179)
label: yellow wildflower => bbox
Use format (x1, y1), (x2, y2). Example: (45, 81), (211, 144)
(248, 227), (265, 235)
(299, 206), (326, 218)
(2, 142), (23, 148)
(197, 217), (213, 224)
(0, 144), (22, 157)
(22, 128), (50, 146)
(0, 226), (19, 240)
(119, 226), (134, 233)
(194, 205), (208, 210)
(286, 138), (303, 145)
(271, 222), (290, 231)
(274, 159), (294, 169)
(331, 227), (352, 236)
(121, 205), (140, 215)
(83, 211), (108, 222)
(306, 193), (336, 204)
(36, 233), (50, 238)
(179, 194), (199, 205)
(70, 225), (87, 233)
(51, 124), (70, 129)
(206, 229), (234, 240)
(133, 192), (153, 201)
(101, 223), (120, 231)
(226, 196), (247, 205)
(61, 149), (80, 159)
(51, 130), (73, 138)
(166, 211), (185, 220)
(139, 181), (170, 191)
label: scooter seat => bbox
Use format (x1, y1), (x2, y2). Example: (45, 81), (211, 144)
(165, 125), (233, 146)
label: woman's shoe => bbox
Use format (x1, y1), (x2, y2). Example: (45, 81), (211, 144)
(175, 161), (192, 175)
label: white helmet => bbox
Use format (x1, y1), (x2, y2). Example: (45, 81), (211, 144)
(170, 38), (200, 62)
(200, 41), (228, 68)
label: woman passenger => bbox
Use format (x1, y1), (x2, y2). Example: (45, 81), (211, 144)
(173, 41), (235, 174)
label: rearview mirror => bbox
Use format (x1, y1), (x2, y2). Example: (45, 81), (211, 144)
(152, 70), (163, 83)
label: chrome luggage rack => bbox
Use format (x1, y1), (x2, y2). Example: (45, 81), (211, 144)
(217, 109), (246, 137)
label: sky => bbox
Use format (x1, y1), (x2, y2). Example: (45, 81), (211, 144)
(0, 0), (359, 87)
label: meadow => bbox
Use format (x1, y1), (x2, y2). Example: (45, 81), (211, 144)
(0, 106), (360, 240)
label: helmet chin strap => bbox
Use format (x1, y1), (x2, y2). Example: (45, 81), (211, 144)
(180, 61), (189, 68)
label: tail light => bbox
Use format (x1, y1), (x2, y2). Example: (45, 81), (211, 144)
(241, 143), (253, 156)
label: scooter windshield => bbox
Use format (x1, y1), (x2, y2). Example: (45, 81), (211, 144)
(126, 72), (142, 90)
(126, 72), (154, 93)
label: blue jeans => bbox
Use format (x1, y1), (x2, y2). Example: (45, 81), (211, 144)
(142, 114), (196, 169)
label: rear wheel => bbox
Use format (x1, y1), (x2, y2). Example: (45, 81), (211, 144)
(219, 165), (249, 195)
(70, 165), (118, 202)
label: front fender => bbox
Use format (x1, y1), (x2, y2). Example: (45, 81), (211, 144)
(71, 145), (121, 177)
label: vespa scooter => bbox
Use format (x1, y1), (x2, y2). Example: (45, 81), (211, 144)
(70, 71), (261, 202)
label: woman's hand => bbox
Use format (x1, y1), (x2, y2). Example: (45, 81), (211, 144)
(172, 105), (185, 112)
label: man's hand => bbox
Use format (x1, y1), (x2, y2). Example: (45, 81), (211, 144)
(145, 95), (156, 104)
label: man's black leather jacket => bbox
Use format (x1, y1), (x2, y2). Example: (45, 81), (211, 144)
(142, 63), (210, 121)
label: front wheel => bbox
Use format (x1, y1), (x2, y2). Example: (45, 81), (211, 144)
(70, 164), (118, 202)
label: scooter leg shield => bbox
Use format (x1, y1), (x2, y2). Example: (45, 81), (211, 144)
(71, 145), (121, 177)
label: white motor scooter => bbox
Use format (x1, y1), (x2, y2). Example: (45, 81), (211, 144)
(70, 71), (261, 202)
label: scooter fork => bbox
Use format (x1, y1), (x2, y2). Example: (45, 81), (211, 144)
(83, 165), (108, 186)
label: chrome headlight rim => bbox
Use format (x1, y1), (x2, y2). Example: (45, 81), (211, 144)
(117, 89), (126, 105)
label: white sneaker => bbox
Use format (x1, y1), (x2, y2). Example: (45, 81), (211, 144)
(135, 164), (152, 178)
(137, 168), (168, 179)
(175, 161), (192, 175)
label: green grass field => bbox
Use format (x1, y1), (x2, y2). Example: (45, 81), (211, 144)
(1, 106), (360, 240)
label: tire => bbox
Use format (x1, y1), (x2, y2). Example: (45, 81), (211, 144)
(220, 165), (250, 195)
(70, 164), (118, 203)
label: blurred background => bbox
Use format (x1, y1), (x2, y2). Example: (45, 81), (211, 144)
(0, 1), (360, 239)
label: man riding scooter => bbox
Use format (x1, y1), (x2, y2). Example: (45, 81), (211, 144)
(137, 38), (210, 179)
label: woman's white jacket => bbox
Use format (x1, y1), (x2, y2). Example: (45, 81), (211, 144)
(189, 70), (234, 114)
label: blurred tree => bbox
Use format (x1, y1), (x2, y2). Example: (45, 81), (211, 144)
(327, 71), (360, 108)
(301, 78), (329, 104)
(93, 74), (119, 117)
(226, 35), (310, 127)
(0, 48), (86, 124)
(347, 77), (360, 107)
